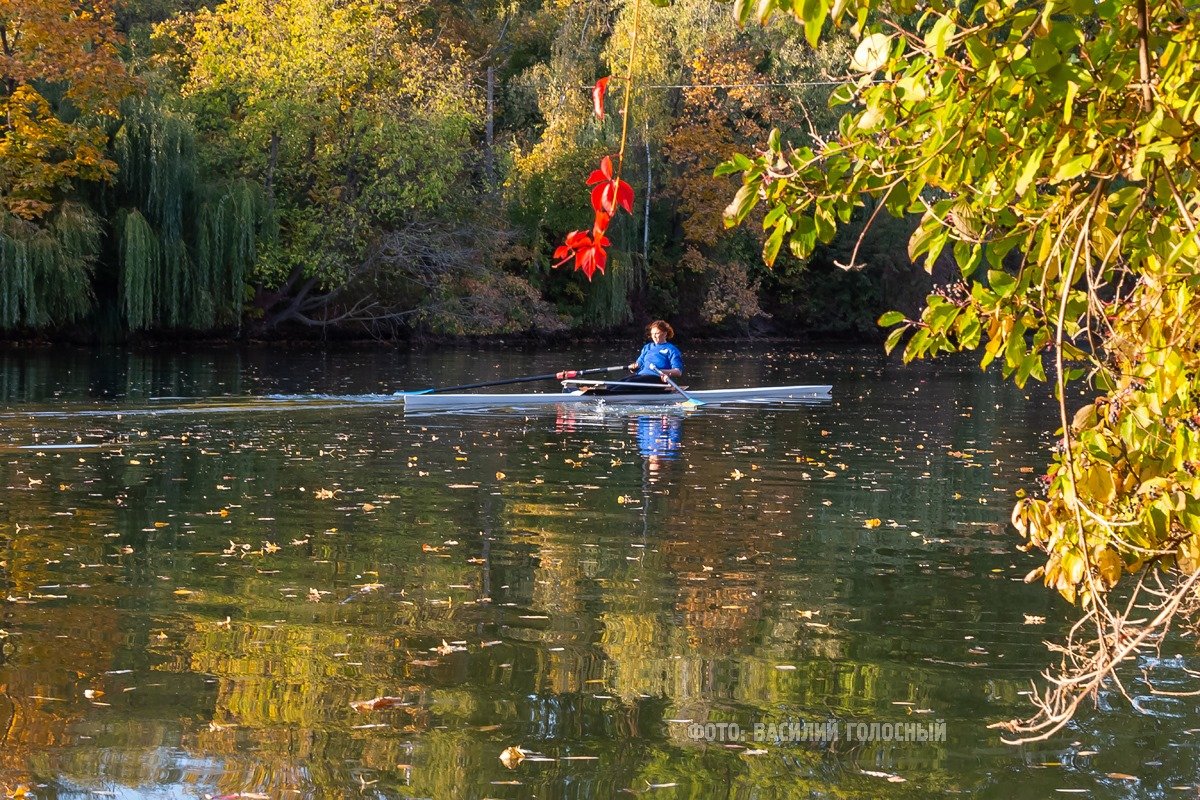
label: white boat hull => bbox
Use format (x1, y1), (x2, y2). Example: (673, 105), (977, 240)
(401, 384), (832, 411)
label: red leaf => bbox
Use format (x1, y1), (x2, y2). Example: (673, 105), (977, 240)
(615, 179), (635, 214)
(553, 244), (572, 260)
(577, 244), (607, 281)
(592, 77), (609, 119)
(591, 181), (616, 214)
(592, 210), (611, 236)
(586, 168), (608, 185)
(565, 229), (591, 248)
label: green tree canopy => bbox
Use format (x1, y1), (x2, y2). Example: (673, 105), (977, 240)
(723, 0), (1200, 740)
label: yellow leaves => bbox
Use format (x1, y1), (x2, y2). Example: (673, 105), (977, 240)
(1062, 551), (1086, 587)
(863, 518), (882, 528)
(1096, 548), (1123, 587)
(313, 488), (336, 499)
(0, 71), (129, 218)
(730, 469), (745, 480)
(1084, 466), (1116, 505)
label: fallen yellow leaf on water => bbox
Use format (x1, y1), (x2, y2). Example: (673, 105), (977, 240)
(499, 745), (526, 769)
(153, 521), (168, 528)
(730, 469), (745, 480)
(314, 488), (335, 500)
(864, 518), (882, 528)
(361, 503), (377, 512)
(495, 471), (506, 480)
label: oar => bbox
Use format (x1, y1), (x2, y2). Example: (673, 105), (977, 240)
(399, 365), (626, 395)
(651, 365), (705, 407)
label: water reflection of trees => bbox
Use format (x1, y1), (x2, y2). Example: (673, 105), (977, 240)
(0, 349), (1070, 797)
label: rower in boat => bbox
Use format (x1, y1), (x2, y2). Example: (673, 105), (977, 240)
(597, 320), (683, 395)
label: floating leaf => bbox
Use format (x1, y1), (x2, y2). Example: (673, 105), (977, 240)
(350, 696), (409, 712)
(500, 745), (527, 769)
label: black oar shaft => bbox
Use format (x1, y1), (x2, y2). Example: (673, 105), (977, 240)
(414, 365), (622, 395)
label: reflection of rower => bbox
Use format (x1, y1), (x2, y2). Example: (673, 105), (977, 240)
(601, 320), (683, 395)
(635, 415), (682, 461)
(633, 413), (684, 492)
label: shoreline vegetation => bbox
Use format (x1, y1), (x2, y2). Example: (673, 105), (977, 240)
(1, 0), (931, 344)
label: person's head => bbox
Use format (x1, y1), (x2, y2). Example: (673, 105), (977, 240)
(647, 320), (674, 343)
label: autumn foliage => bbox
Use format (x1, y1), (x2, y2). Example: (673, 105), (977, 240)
(0, 0), (136, 219)
(552, 80), (635, 281)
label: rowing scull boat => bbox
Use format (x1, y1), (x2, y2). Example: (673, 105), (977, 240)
(400, 383), (832, 411)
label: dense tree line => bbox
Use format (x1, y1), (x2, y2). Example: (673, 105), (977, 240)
(0, 0), (927, 339)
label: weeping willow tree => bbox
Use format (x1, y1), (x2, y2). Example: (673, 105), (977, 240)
(113, 97), (271, 331)
(582, 223), (639, 329)
(0, 205), (98, 329)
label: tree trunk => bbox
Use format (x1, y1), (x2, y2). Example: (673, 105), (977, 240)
(643, 132), (651, 269)
(485, 65), (496, 192)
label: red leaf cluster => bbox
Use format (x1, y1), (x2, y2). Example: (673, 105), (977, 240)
(553, 214), (611, 281)
(553, 78), (636, 282)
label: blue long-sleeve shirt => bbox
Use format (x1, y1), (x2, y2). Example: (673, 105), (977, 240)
(635, 342), (684, 376)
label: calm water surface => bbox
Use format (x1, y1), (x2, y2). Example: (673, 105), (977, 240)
(0, 344), (1195, 798)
